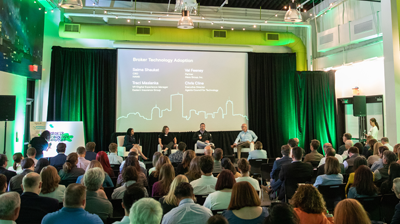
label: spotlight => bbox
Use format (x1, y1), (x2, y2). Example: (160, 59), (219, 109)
(39, 7), (41, 10)
(304, 9), (306, 12)
(275, 14), (277, 17)
(309, 13), (312, 16)
(104, 10), (107, 14)
(284, 6), (287, 9)
(221, 26), (223, 28)
(148, 20), (151, 23)
(253, 25), (256, 28)
(116, 16), (118, 19)
(231, 28), (234, 30)
(127, 19), (130, 22)
(264, 20), (268, 23)
(158, 17), (160, 20)
(51, 9), (54, 13)
(243, 28), (245, 30)
(202, 17), (204, 19)
(138, 21), (140, 24)
(211, 22), (214, 25)
(45, 11), (47, 14)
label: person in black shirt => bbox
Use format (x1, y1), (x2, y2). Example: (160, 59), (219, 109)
(158, 126), (177, 155)
(124, 128), (148, 160)
(29, 131), (50, 159)
(192, 123), (214, 149)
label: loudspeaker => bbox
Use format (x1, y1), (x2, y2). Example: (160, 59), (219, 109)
(353, 95), (366, 117)
(0, 95), (16, 121)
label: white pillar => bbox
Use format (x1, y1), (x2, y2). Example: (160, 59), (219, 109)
(381, 0), (400, 143)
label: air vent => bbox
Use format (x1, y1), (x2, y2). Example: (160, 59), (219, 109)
(353, 20), (373, 35)
(212, 30), (227, 38)
(266, 33), (279, 41)
(136, 26), (151, 36)
(64, 24), (80, 33)
(319, 33), (334, 45)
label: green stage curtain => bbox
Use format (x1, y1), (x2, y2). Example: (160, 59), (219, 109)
(47, 46), (117, 152)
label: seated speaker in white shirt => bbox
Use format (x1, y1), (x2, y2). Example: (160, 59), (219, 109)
(203, 169), (235, 210)
(235, 158), (260, 192)
(232, 124), (258, 160)
(190, 155), (217, 195)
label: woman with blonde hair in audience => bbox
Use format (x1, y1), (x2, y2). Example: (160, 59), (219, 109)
(149, 152), (162, 175)
(76, 160), (114, 187)
(149, 155), (171, 187)
(118, 155), (147, 187)
(152, 163), (175, 197)
(185, 156), (202, 182)
(59, 152), (85, 187)
(159, 175), (189, 214)
(222, 181), (268, 223)
(314, 156), (343, 188)
(394, 143), (400, 157)
(39, 165), (65, 202)
(334, 199), (370, 224)
(176, 150), (196, 175)
(204, 169), (236, 210)
(291, 184), (334, 224)
(8, 152), (23, 174)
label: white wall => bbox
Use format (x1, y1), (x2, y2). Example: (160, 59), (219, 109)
(0, 71), (27, 160)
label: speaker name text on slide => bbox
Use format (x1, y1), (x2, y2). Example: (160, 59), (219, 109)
(116, 49), (248, 132)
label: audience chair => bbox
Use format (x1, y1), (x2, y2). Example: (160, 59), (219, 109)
(249, 159), (269, 176)
(212, 209), (225, 215)
(381, 194), (400, 223)
(111, 177), (117, 186)
(104, 187), (114, 200)
(317, 184), (346, 212)
(261, 163), (273, 183)
(355, 196), (382, 221)
(110, 199), (124, 217)
(194, 195), (208, 205)
(116, 136), (127, 157)
(107, 217), (123, 224)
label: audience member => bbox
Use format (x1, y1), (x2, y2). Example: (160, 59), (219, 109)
(368, 142), (383, 167)
(345, 157), (371, 194)
(112, 166), (141, 199)
(223, 181), (268, 223)
(49, 143), (67, 171)
(149, 152), (162, 175)
(381, 137), (394, 151)
(314, 156), (343, 188)
(41, 184), (103, 224)
(341, 140), (353, 160)
(317, 148), (344, 176)
(85, 142), (97, 161)
(191, 155), (218, 195)
(362, 135), (374, 157)
(131, 198), (163, 224)
(371, 145), (388, 172)
(333, 199), (371, 224)
(0, 174), (6, 194)
(8, 153), (23, 174)
(303, 139), (323, 166)
(113, 183), (146, 224)
(248, 141), (267, 160)
(204, 145), (213, 156)
(318, 144), (343, 166)
(76, 160), (114, 187)
(119, 150), (147, 173)
(169, 142), (186, 163)
(162, 182), (212, 224)
(76, 146), (90, 170)
(34, 158), (49, 174)
(96, 151), (115, 178)
(8, 158), (35, 193)
(83, 167), (113, 221)
(39, 165), (65, 202)
(278, 147), (313, 200)
(152, 163), (175, 197)
(26, 147), (38, 166)
(343, 146), (360, 173)
(28, 130), (50, 160)
(108, 143), (123, 165)
(380, 162), (400, 195)
(213, 148), (223, 173)
(177, 150), (196, 175)
(392, 177), (400, 224)
(366, 139), (378, 159)
(159, 175), (189, 215)
(288, 138), (299, 149)
(374, 150), (398, 181)
(394, 144), (400, 156)
(185, 156), (202, 182)
(204, 169), (236, 210)
(270, 145), (292, 186)
(207, 215), (229, 224)
(236, 158), (260, 191)
(353, 142), (364, 156)
(0, 192), (21, 223)
(59, 152), (85, 187)
(348, 165), (378, 198)
(221, 158), (241, 178)
(263, 203), (300, 224)
(119, 155), (147, 187)
(0, 154), (16, 184)
(291, 184), (333, 224)
(338, 133), (352, 155)
(16, 172), (58, 224)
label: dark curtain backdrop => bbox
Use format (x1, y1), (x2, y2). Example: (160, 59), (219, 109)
(47, 46), (117, 152)
(248, 53), (336, 158)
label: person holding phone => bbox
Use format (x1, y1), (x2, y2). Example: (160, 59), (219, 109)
(193, 123), (214, 149)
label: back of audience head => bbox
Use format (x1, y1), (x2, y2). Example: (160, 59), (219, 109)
(394, 143), (400, 155)
(288, 139), (298, 148)
(40, 165), (60, 194)
(281, 145), (291, 157)
(123, 154), (141, 174)
(86, 160), (103, 172)
(76, 146), (86, 156)
(228, 181), (260, 210)
(0, 174), (7, 193)
(63, 152), (78, 173)
(353, 157), (367, 171)
(182, 150), (196, 169)
(264, 203), (300, 224)
(108, 143), (118, 153)
(122, 166), (138, 183)
(291, 147), (303, 161)
(64, 184), (86, 208)
(366, 135), (373, 143)
(0, 154), (7, 168)
(22, 172), (42, 194)
(221, 158), (237, 175)
(27, 147), (36, 158)
(83, 167), (105, 191)
(389, 163), (400, 183)
(164, 175), (189, 206)
(255, 141), (263, 150)
(12, 153), (23, 170)
(213, 148), (223, 161)
(85, 142), (96, 152)
(153, 155), (171, 178)
(353, 165), (378, 196)
(383, 150), (397, 165)
(174, 182), (194, 201)
(204, 146), (212, 156)
(323, 143), (332, 151)
(394, 177), (400, 199)
(122, 183), (146, 215)
(353, 143), (363, 154)
(373, 142), (383, 156)
(348, 146), (359, 155)
(291, 184), (326, 214)
(159, 163), (175, 194)
(343, 133), (352, 141)
(379, 146), (389, 158)
(216, 169), (236, 191)
(21, 158), (35, 170)
(96, 151), (112, 171)
(207, 214), (229, 224)
(185, 157), (202, 180)
(57, 143), (66, 153)
(325, 147), (336, 157)
(345, 140), (353, 149)
(310, 139), (320, 151)
(0, 192), (21, 221)
(381, 137), (389, 144)
(129, 198), (163, 224)
(34, 158), (50, 173)
(325, 157), (340, 175)
(152, 152), (162, 167)
(369, 139), (378, 154)
(237, 158), (250, 174)
(178, 142), (186, 152)
(334, 199), (370, 224)
(199, 155), (214, 175)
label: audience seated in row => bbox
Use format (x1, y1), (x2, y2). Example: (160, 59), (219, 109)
(345, 156), (372, 194)
(213, 148), (223, 173)
(112, 166), (146, 199)
(317, 147), (345, 176)
(270, 145), (292, 189)
(343, 146), (361, 173)
(348, 165), (378, 198)
(247, 141), (267, 160)
(113, 183), (147, 224)
(341, 140), (353, 160)
(191, 155), (218, 195)
(159, 175), (189, 215)
(8, 153), (23, 174)
(203, 170), (235, 210)
(49, 143), (67, 171)
(366, 139), (378, 164)
(220, 158), (241, 179)
(39, 165), (65, 202)
(0, 154), (17, 184)
(374, 150), (398, 181)
(76, 160), (114, 187)
(118, 153), (147, 187)
(8, 158), (35, 193)
(303, 139), (323, 166)
(338, 133), (352, 155)
(76, 146), (90, 170)
(236, 158), (260, 191)
(85, 142), (98, 161)
(34, 158), (49, 174)
(185, 156), (202, 182)
(108, 143), (123, 165)
(0, 192), (21, 223)
(27, 147), (38, 167)
(176, 150), (195, 175)
(371, 145), (388, 172)
(152, 163), (175, 197)
(149, 151), (162, 175)
(119, 148), (147, 174)
(314, 156), (343, 188)
(169, 142), (186, 163)
(0, 174), (7, 194)
(97, 151), (115, 178)
(59, 152), (85, 187)
(380, 162), (400, 195)
(318, 143), (344, 167)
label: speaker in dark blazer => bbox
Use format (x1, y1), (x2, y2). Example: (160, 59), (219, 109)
(278, 161), (313, 200)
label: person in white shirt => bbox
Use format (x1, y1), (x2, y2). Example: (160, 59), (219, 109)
(318, 143), (344, 167)
(381, 137), (393, 152)
(247, 141), (267, 160)
(112, 183), (146, 224)
(365, 118), (379, 140)
(235, 158), (260, 192)
(190, 155), (217, 195)
(203, 170), (235, 211)
(233, 124), (258, 160)
(341, 140), (353, 160)
(8, 153), (23, 174)
(27, 148), (38, 167)
(76, 147), (90, 171)
(0, 192), (21, 223)
(108, 143), (123, 165)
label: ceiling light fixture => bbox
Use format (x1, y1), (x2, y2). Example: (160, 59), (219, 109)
(221, 26), (223, 28)
(138, 21), (140, 23)
(265, 20), (268, 23)
(177, 7), (194, 29)
(59, 0), (83, 9)
(243, 28), (245, 30)
(211, 22), (214, 25)
(115, 16), (118, 19)
(127, 19), (130, 22)
(231, 28), (234, 30)
(275, 14), (278, 17)
(253, 25), (256, 28)
(104, 10), (107, 14)
(284, 0), (302, 22)
(148, 20), (151, 23)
